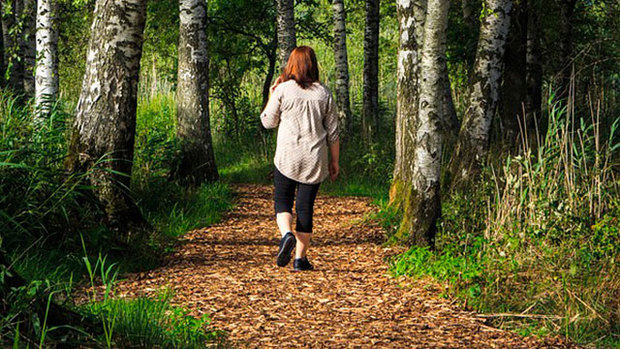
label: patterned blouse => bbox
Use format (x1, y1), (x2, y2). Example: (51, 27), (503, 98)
(261, 80), (340, 184)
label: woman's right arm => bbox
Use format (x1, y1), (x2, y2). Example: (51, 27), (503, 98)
(260, 84), (282, 129)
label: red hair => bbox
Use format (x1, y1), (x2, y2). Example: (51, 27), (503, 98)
(280, 46), (319, 89)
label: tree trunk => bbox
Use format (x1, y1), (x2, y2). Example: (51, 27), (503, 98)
(66, 0), (149, 236)
(175, 0), (218, 185)
(392, 0), (450, 247)
(440, 57), (459, 141)
(524, 0), (542, 134)
(362, 0), (379, 142)
(276, 0), (296, 70)
(0, 1), (4, 87)
(391, 0), (425, 210)
(21, 0), (35, 96)
(332, 0), (351, 137)
(1, 0), (22, 92)
(34, 0), (59, 118)
(557, 0), (576, 101)
(499, 0), (527, 146)
(449, 0), (512, 185)
(462, 0), (477, 29)
(261, 44), (276, 108)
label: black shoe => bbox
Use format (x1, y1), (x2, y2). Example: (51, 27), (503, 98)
(293, 257), (314, 271)
(276, 232), (296, 267)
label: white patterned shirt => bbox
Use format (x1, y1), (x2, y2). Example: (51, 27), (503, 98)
(261, 80), (340, 184)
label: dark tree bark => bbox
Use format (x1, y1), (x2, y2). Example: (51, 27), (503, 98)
(175, 0), (218, 185)
(34, 0), (59, 118)
(462, 0), (477, 29)
(261, 34), (277, 108)
(449, 0), (512, 185)
(440, 52), (459, 141)
(0, 2), (4, 87)
(276, 0), (296, 69)
(524, 0), (542, 132)
(332, 0), (352, 137)
(362, 0), (379, 142)
(557, 0), (577, 101)
(66, 0), (149, 236)
(499, 0), (527, 145)
(1, 0), (23, 92)
(21, 0), (35, 96)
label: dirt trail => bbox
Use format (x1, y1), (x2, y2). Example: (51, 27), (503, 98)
(112, 184), (569, 348)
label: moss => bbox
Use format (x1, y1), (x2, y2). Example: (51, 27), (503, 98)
(388, 177), (438, 247)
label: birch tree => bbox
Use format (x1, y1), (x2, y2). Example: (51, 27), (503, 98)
(175, 0), (218, 184)
(391, 0), (424, 211)
(332, 0), (351, 136)
(276, 0), (296, 69)
(362, 0), (379, 142)
(391, 0), (450, 246)
(66, 0), (149, 234)
(449, 0), (512, 184)
(34, 0), (59, 117)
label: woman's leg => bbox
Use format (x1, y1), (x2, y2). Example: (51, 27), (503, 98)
(294, 182), (320, 259)
(274, 168), (296, 236)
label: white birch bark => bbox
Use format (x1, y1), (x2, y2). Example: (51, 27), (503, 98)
(400, 0), (449, 246)
(34, 0), (59, 118)
(276, 0), (296, 69)
(67, 0), (149, 233)
(450, 0), (512, 183)
(176, 0), (218, 184)
(392, 0), (449, 246)
(332, 0), (351, 135)
(393, 0), (424, 186)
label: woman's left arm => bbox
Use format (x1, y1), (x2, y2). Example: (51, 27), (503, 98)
(324, 93), (340, 180)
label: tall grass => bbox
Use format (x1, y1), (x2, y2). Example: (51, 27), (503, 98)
(392, 94), (619, 345)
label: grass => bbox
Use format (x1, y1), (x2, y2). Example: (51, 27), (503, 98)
(88, 294), (224, 348)
(0, 91), (233, 347)
(390, 95), (620, 346)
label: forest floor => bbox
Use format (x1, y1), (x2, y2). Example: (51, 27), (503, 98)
(93, 184), (573, 348)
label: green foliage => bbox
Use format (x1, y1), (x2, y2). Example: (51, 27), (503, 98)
(390, 99), (620, 345)
(89, 294), (223, 348)
(0, 91), (233, 346)
(81, 248), (224, 348)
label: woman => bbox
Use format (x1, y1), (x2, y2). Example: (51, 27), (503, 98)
(261, 46), (340, 271)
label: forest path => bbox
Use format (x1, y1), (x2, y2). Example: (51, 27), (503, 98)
(113, 184), (564, 348)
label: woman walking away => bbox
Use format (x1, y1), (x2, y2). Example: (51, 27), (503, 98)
(261, 46), (340, 271)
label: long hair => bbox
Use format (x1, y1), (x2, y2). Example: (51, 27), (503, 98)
(280, 46), (319, 89)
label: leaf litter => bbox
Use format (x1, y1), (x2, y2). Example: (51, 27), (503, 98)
(76, 184), (574, 348)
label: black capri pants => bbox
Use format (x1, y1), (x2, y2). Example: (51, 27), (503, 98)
(273, 167), (321, 233)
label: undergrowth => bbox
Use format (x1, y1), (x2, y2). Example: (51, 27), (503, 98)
(0, 91), (231, 346)
(390, 97), (619, 346)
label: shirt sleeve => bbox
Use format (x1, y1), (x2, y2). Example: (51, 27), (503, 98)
(323, 92), (340, 145)
(260, 86), (282, 129)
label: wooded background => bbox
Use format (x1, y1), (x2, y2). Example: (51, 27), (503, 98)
(0, 0), (618, 346)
